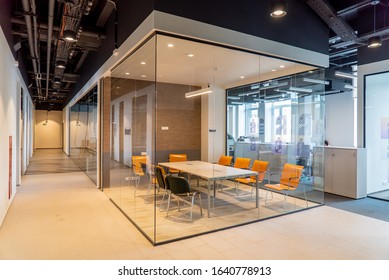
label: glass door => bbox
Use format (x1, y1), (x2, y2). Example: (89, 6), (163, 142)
(365, 72), (389, 201)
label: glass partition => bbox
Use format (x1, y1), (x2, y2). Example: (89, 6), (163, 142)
(365, 72), (389, 201)
(102, 33), (325, 245)
(69, 85), (98, 184)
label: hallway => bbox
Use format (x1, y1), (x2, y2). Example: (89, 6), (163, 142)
(0, 150), (389, 260)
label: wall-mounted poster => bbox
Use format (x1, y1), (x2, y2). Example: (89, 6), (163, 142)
(9, 136), (12, 199)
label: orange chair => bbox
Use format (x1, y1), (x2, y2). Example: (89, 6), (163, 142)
(233, 157), (251, 169)
(217, 155), (233, 166)
(168, 153), (187, 174)
(235, 160), (269, 196)
(132, 155), (147, 176)
(264, 163), (307, 211)
(218, 157), (251, 191)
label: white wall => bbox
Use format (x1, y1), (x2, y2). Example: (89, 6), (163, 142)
(325, 91), (355, 147)
(35, 110), (63, 149)
(0, 25), (32, 226)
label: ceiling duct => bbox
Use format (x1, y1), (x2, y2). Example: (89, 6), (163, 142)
(306, 0), (359, 43)
(53, 0), (93, 89)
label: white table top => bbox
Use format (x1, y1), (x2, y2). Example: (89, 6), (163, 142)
(158, 160), (256, 180)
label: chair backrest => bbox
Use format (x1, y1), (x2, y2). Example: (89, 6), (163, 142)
(218, 155), (233, 166)
(132, 155), (147, 176)
(165, 175), (190, 194)
(280, 163), (304, 188)
(169, 153), (187, 162)
(251, 160), (269, 181)
(233, 157), (251, 169)
(155, 166), (167, 190)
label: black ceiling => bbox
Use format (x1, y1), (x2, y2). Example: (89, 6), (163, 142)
(8, 0), (389, 111)
(11, 0), (113, 110)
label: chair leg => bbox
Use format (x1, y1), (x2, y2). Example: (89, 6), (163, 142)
(190, 195), (195, 221)
(198, 193), (203, 216)
(303, 185), (308, 207)
(235, 181), (240, 196)
(166, 194), (171, 217)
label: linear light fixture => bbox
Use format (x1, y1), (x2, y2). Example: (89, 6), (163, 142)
(302, 78), (330, 85)
(344, 84), (357, 89)
(227, 96), (241, 100)
(335, 71), (357, 79)
(185, 86), (212, 98)
(230, 101), (244, 105)
(289, 86), (313, 93)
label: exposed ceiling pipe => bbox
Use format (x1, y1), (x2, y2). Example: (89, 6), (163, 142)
(21, 0), (40, 96)
(11, 17), (106, 39)
(46, 0), (55, 99)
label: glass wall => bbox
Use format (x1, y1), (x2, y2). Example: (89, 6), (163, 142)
(365, 72), (389, 201)
(69, 85), (98, 184)
(102, 34), (325, 245)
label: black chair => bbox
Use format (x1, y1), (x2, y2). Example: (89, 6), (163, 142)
(165, 175), (202, 221)
(155, 165), (170, 210)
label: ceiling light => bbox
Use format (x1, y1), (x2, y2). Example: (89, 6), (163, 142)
(52, 78), (61, 85)
(272, 69), (277, 72)
(141, 61), (146, 65)
(289, 86), (313, 93)
(113, 48), (119, 56)
(185, 86), (212, 98)
(270, 0), (287, 18)
(231, 101), (244, 105)
(335, 71), (357, 79)
(368, 36), (382, 48)
(63, 30), (77, 42)
(125, 72), (130, 75)
(56, 60), (66, 69)
(280, 65), (285, 68)
(227, 96), (241, 100)
(141, 75), (146, 78)
(240, 76), (245, 79)
(187, 53), (194, 58)
(344, 84), (357, 89)
(368, 2), (382, 48)
(167, 43), (174, 48)
(303, 78), (330, 85)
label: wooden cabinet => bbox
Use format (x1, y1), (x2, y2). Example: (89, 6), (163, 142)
(324, 147), (366, 199)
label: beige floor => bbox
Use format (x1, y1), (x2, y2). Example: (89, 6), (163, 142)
(0, 170), (389, 259)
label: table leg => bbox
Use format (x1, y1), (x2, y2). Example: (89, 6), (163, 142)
(256, 173), (259, 208)
(207, 180), (211, 218)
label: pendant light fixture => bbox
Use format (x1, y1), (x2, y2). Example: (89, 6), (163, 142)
(368, 2), (382, 48)
(270, 0), (287, 18)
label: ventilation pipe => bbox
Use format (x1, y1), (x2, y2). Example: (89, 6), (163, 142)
(21, 0), (41, 96)
(46, 0), (55, 99)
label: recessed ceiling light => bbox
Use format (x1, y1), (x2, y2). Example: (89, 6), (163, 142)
(187, 53), (194, 58)
(141, 75), (146, 78)
(280, 65), (285, 68)
(240, 76), (245, 79)
(167, 43), (174, 48)
(141, 61), (146, 65)
(125, 72), (130, 75)
(116, 86), (120, 89)
(272, 69), (277, 72)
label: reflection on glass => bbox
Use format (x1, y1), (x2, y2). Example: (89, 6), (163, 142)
(69, 85), (98, 184)
(102, 34), (325, 245)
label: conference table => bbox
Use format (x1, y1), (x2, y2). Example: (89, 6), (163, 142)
(158, 160), (258, 218)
